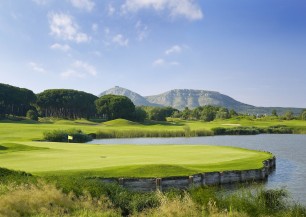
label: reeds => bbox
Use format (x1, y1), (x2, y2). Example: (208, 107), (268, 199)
(95, 129), (213, 139)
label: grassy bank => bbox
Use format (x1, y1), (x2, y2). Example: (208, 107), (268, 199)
(0, 170), (305, 217)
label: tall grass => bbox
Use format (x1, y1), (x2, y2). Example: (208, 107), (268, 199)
(43, 129), (93, 143)
(212, 125), (293, 136)
(0, 175), (305, 217)
(95, 129), (213, 139)
(0, 182), (121, 217)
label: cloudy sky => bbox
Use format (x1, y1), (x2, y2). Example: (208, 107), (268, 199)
(0, 0), (305, 107)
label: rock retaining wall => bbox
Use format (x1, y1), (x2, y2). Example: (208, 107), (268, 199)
(98, 156), (276, 192)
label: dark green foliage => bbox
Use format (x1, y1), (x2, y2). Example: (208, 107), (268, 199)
(26, 109), (38, 121)
(271, 109), (278, 117)
(0, 167), (32, 177)
(211, 127), (227, 135)
(216, 107), (230, 119)
(132, 107), (147, 122)
(176, 105), (231, 122)
(36, 89), (98, 119)
(0, 83), (36, 117)
(145, 106), (178, 121)
(283, 110), (294, 120)
(212, 127), (262, 135)
(43, 129), (92, 143)
(301, 109), (306, 120)
(212, 125), (293, 135)
(95, 94), (135, 120)
(265, 125), (293, 134)
(0, 167), (35, 184)
(229, 109), (238, 117)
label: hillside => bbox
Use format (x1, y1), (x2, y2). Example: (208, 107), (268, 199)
(99, 86), (303, 115)
(99, 86), (158, 107)
(145, 89), (254, 112)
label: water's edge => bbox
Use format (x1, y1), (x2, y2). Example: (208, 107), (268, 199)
(96, 157), (276, 192)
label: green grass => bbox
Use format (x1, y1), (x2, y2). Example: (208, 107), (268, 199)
(0, 142), (272, 177)
(1, 117), (303, 178)
(0, 117), (305, 141)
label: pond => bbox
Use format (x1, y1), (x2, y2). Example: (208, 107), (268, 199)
(88, 134), (306, 204)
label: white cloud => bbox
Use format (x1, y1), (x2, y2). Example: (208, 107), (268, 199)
(108, 4), (116, 16)
(153, 58), (180, 67)
(112, 34), (129, 47)
(104, 27), (110, 35)
(69, 0), (95, 12)
(165, 45), (182, 55)
(135, 21), (149, 41)
(28, 62), (47, 73)
(92, 23), (98, 32)
(170, 61), (180, 66)
(61, 60), (97, 78)
(50, 43), (71, 52)
(49, 12), (90, 43)
(122, 0), (203, 21)
(73, 60), (96, 76)
(153, 58), (165, 66)
(61, 69), (84, 78)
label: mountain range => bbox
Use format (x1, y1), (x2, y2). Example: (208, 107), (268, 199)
(99, 86), (303, 115)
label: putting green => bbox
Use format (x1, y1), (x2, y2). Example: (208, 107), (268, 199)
(0, 142), (272, 178)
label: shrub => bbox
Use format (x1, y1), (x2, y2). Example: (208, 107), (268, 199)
(43, 129), (92, 143)
(212, 127), (262, 135)
(265, 125), (293, 134)
(26, 109), (38, 121)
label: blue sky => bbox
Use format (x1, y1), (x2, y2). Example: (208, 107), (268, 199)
(0, 0), (305, 107)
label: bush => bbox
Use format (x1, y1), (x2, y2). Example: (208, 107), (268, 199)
(43, 129), (92, 143)
(265, 125), (293, 134)
(26, 109), (38, 121)
(212, 127), (263, 135)
(212, 126), (293, 136)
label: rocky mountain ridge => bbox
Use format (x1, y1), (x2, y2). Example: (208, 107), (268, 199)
(99, 86), (303, 115)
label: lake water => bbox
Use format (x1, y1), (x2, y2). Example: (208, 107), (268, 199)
(88, 134), (306, 204)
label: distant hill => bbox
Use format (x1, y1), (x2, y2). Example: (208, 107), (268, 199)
(99, 86), (303, 115)
(99, 86), (159, 107)
(145, 89), (254, 111)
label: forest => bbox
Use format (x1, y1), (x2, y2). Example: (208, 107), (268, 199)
(1, 83), (305, 122)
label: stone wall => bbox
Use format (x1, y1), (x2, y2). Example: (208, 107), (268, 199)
(98, 156), (276, 192)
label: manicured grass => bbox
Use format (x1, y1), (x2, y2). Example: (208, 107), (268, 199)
(1, 117), (303, 178)
(0, 142), (271, 178)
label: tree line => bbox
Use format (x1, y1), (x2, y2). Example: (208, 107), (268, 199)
(0, 83), (144, 121)
(1, 83), (306, 122)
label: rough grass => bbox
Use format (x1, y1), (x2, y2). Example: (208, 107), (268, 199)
(0, 182), (121, 217)
(0, 178), (305, 217)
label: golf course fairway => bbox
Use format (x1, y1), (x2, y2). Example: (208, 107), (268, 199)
(0, 142), (272, 178)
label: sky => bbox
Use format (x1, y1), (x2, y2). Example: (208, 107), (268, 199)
(0, 0), (306, 108)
